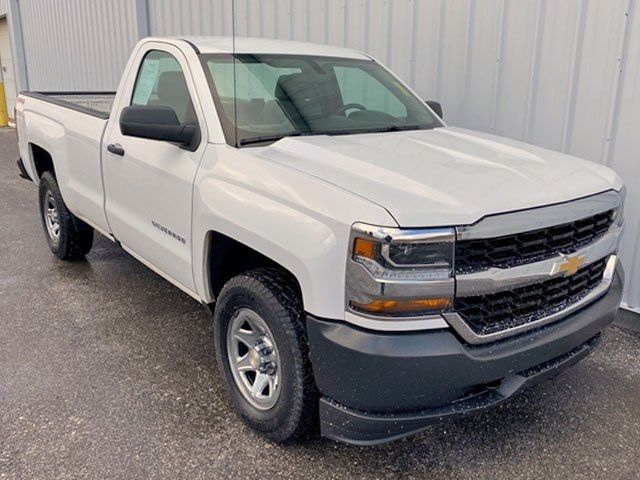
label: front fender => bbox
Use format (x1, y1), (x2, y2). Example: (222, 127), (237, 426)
(192, 145), (396, 320)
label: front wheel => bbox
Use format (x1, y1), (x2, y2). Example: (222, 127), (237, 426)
(213, 268), (318, 442)
(38, 172), (94, 260)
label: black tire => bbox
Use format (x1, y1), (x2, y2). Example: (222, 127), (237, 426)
(38, 171), (94, 260)
(213, 268), (319, 442)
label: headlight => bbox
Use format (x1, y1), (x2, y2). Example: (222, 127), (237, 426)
(613, 185), (626, 226)
(346, 223), (454, 317)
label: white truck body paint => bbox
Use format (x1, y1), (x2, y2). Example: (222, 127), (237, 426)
(258, 128), (623, 227)
(14, 36), (624, 323)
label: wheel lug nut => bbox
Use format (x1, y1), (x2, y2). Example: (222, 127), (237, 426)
(260, 360), (277, 375)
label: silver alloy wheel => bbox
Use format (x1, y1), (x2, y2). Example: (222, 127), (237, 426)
(226, 308), (281, 410)
(44, 190), (61, 245)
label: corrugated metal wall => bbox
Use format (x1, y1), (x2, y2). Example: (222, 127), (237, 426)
(18, 0), (139, 90)
(6, 0), (640, 310)
(148, 0), (640, 311)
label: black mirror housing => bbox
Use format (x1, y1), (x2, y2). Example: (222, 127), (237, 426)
(426, 100), (443, 119)
(120, 105), (197, 147)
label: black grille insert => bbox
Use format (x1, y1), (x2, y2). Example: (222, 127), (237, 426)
(456, 210), (615, 274)
(454, 258), (608, 336)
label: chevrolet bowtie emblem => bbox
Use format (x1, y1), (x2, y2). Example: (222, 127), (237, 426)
(557, 255), (585, 276)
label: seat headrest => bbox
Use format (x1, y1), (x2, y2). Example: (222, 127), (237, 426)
(274, 73), (342, 116)
(156, 71), (189, 103)
(274, 73), (304, 100)
(153, 70), (196, 123)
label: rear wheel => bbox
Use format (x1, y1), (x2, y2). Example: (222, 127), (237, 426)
(38, 171), (94, 260)
(213, 268), (319, 442)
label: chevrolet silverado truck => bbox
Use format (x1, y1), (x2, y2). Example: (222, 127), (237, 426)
(15, 37), (625, 445)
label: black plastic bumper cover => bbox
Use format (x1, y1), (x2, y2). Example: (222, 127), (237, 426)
(308, 266), (623, 445)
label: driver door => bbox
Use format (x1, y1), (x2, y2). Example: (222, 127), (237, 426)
(102, 45), (206, 295)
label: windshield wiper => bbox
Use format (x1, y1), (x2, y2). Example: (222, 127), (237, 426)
(361, 124), (427, 133)
(239, 124), (430, 146)
(239, 132), (307, 146)
(310, 124), (429, 137)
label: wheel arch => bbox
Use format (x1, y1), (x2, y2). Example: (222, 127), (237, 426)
(204, 230), (304, 307)
(29, 143), (56, 180)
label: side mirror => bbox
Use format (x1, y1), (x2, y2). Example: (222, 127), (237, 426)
(120, 105), (197, 146)
(426, 100), (443, 119)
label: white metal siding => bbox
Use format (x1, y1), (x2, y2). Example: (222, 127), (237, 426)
(6, 0), (640, 310)
(17, 0), (139, 91)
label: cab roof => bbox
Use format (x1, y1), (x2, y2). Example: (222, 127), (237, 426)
(163, 36), (371, 60)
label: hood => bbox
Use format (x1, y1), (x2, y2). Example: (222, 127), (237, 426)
(254, 127), (621, 227)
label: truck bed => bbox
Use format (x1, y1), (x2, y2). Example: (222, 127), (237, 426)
(21, 92), (115, 119)
(17, 90), (113, 233)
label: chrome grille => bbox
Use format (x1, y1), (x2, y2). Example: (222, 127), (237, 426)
(455, 210), (615, 274)
(454, 258), (608, 336)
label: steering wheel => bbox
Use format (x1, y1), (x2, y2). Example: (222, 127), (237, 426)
(337, 103), (367, 116)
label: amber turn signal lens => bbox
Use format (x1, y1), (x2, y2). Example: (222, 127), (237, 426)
(353, 238), (377, 259)
(351, 297), (451, 315)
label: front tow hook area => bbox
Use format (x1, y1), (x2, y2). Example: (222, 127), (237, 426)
(319, 333), (601, 446)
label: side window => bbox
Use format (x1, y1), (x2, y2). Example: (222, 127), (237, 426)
(334, 65), (407, 118)
(131, 50), (196, 124)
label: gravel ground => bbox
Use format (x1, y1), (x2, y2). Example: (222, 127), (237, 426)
(1, 128), (639, 479)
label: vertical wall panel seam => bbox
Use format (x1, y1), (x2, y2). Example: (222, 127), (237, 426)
(289, 0), (295, 39)
(342, 0), (349, 46)
(112, 1), (126, 89)
(324, 0), (329, 44)
(110, 1), (119, 89)
(220, 0), (229, 35)
(183, 0), (190, 34)
(73, 0), (82, 89)
(604, 0), (635, 166)
(524, 0), (546, 142)
(560, 0), (588, 154)
(258, 0), (264, 37)
(363, 0), (370, 54)
(459, 0), (475, 126)
(489, 0), (507, 133)
(305, 0), (311, 41)
(197, 1), (204, 36)
(409, 0), (418, 87)
(244, 0), (252, 37)
(96, 1), (106, 84)
(7, 0), (29, 90)
(385, 0), (393, 65)
(55, 1), (65, 88)
(434, 0), (445, 101)
(87, 1), (96, 86)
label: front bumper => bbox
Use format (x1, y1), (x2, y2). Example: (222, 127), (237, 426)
(307, 265), (623, 445)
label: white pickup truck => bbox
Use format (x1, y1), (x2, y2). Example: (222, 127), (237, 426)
(15, 36), (625, 445)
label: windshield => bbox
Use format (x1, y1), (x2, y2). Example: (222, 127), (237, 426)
(201, 54), (443, 147)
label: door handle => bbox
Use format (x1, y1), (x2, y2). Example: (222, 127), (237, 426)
(107, 143), (125, 156)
